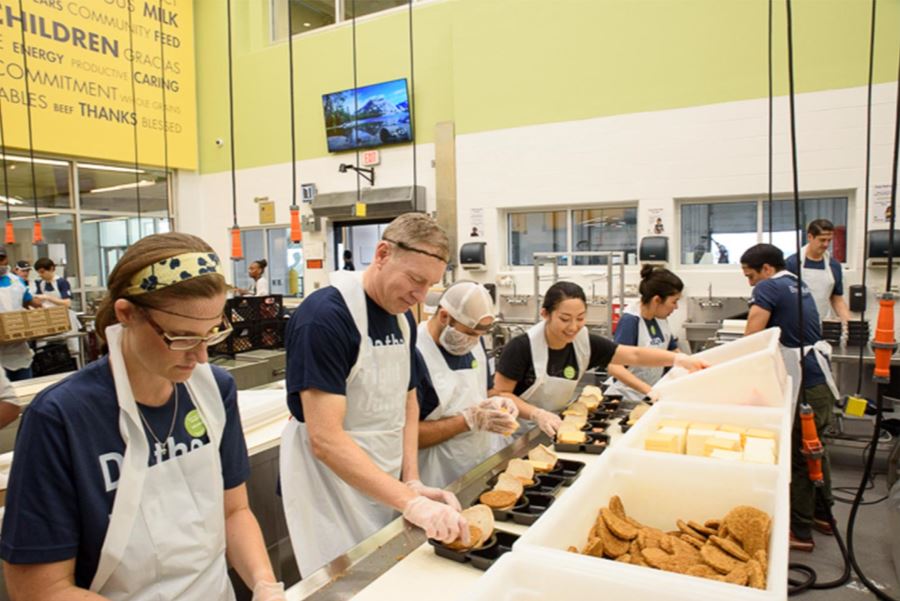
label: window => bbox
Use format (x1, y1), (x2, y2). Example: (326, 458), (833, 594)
(0, 154), (71, 208)
(77, 163), (169, 214)
(507, 208), (638, 267)
(343, 0), (408, 20)
(80, 216), (171, 288)
(6, 213), (77, 288)
(680, 196), (849, 265)
(232, 227), (304, 298)
(273, 0), (414, 39)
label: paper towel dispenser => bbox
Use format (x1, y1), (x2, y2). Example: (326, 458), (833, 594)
(867, 230), (900, 266)
(460, 242), (486, 271)
(639, 236), (669, 263)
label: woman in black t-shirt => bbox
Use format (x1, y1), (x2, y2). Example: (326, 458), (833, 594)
(493, 282), (706, 436)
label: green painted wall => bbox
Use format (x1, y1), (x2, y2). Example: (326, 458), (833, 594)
(194, 0), (900, 174)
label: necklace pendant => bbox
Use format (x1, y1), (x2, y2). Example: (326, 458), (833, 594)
(160, 445), (168, 456)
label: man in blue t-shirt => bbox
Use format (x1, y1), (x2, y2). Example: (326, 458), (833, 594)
(279, 213), (468, 576)
(740, 243), (837, 553)
(785, 219), (851, 325)
(0, 247), (41, 381)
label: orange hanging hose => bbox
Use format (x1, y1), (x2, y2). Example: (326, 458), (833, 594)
(32, 219), (42, 244)
(799, 403), (824, 485)
(4, 221), (14, 244)
(289, 204), (302, 243)
(230, 226), (243, 260)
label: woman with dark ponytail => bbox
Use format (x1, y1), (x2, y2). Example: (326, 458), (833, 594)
(605, 265), (685, 400)
(238, 259), (269, 297)
(492, 279), (706, 436)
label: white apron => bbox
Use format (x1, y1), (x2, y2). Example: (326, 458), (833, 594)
(36, 277), (80, 355)
(769, 271), (840, 414)
(416, 322), (493, 488)
(90, 324), (234, 601)
(0, 277), (33, 371)
(519, 321), (591, 412)
(280, 270), (410, 576)
(603, 303), (672, 401)
(799, 246), (835, 322)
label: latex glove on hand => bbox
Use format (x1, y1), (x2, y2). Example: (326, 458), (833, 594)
(462, 399), (519, 435)
(252, 581), (286, 601)
(673, 354), (709, 373)
(403, 495), (469, 544)
(487, 395), (520, 419)
(406, 479), (462, 511)
(531, 408), (562, 437)
(645, 389), (661, 403)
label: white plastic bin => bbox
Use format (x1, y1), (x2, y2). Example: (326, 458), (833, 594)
(618, 401), (791, 469)
(462, 548), (730, 601)
(514, 448), (789, 600)
(652, 328), (789, 407)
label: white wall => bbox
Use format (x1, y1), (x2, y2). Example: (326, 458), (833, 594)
(177, 83), (899, 338)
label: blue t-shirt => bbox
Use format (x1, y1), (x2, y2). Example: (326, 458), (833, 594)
(785, 254), (843, 296)
(0, 357), (250, 587)
(285, 286), (418, 421)
(0, 274), (33, 303)
(415, 339), (494, 420)
(35, 277), (72, 299)
(749, 273), (825, 387)
(614, 313), (678, 351)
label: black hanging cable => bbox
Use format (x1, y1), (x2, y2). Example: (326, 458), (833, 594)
(0, 94), (11, 225)
(408, 0), (418, 205)
(767, 0), (774, 242)
(226, 0), (241, 260)
(287, 0), (298, 211)
(351, 0), (361, 202)
(158, 0), (172, 225)
(126, 5), (143, 237)
(17, 0), (40, 242)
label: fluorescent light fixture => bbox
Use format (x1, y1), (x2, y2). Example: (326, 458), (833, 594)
(88, 180), (156, 194)
(9, 212), (60, 221)
(79, 163), (147, 174)
(0, 153), (67, 167)
(0, 196), (23, 205)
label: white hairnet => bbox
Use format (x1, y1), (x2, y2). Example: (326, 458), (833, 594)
(438, 281), (495, 329)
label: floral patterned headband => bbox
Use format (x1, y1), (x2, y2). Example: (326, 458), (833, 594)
(126, 252), (223, 296)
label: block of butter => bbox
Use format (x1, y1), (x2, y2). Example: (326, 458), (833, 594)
(743, 437), (777, 464)
(686, 423), (720, 457)
(745, 428), (776, 441)
(704, 432), (741, 456)
(658, 420), (690, 431)
(644, 432), (680, 453)
(710, 448), (743, 461)
(657, 426), (687, 454)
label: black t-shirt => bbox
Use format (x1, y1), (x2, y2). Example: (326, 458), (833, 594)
(496, 332), (618, 396)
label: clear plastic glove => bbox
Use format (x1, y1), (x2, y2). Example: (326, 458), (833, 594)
(645, 389), (660, 403)
(403, 495), (468, 544)
(406, 479), (462, 511)
(252, 580), (286, 601)
(488, 395), (520, 419)
(673, 354), (709, 373)
(531, 408), (562, 437)
(461, 399), (519, 435)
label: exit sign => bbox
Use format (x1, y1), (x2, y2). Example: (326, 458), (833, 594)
(361, 150), (380, 166)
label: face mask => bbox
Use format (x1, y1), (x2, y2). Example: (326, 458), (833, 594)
(439, 323), (479, 356)
(0, 265), (9, 276)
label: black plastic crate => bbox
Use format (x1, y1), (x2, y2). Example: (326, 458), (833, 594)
(211, 323), (255, 355)
(253, 320), (285, 350)
(225, 295), (284, 324)
(32, 343), (78, 377)
(211, 320), (285, 356)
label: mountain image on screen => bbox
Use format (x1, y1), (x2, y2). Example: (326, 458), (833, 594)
(323, 79), (412, 152)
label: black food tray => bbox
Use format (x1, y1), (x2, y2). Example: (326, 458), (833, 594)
(485, 472), (563, 497)
(580, 419), (611, 433)
(429, 530), (520, 571)
(555, 431), (611, 454)
(619, 416), (633, 433)
(474, 490), (555, 525)
(546, 458), (586, 485)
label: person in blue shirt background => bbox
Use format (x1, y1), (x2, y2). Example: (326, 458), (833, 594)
(785, 219), (851, 325)
(0, 247), (41, 381)
(740, 243), (839, 553)
(1, 232), (286, 601)
(605, 265), (683, 401)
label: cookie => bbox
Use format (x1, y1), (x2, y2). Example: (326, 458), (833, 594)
(583, 536), (604, 557)
(609, 495), (627, 520)
(602, 508), (638, 540)
(700, 542), (741, 574)
(686, 564), (721, 579)
(704, 519), (722, 531)
(595, 515), (631, 557)
(723, 506), (771, 556)
(724, 562), (750, 586)
(677, 519), (707, 542)
(637, 527), (666, 550)
(709, 535), (750, 562)
(748, 559), (767, 589)
(641, 547), (673, 570)
(688, 520), (718, 537)
(616, 553), (632, 563)
(567, 545), (579, 553)
(478, 490), (518, 510)
(754, 549), (768, 576)
(680, 534), (704, 549)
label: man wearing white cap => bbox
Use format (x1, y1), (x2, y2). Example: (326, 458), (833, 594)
(416, 281), (519, 488)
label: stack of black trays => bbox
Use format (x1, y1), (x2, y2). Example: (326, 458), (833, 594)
(211, 295), (286, 355)
(821, 320), (843, 345)
(847, 320), (870, 348)
(32, 343), (78, 377)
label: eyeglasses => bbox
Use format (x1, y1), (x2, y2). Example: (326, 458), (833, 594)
(140, 308), (233, 351)
(382, 236), (448, 263)
(450, 317), (495, 336)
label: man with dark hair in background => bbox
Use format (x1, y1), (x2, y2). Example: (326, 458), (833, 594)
(740, 243), (839, 553)
(786, 219), (851, 325)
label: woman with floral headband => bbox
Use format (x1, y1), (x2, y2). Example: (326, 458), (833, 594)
(1, 233), (286, 601)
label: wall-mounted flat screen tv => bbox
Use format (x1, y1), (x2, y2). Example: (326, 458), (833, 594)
(322, 78), (412, 152)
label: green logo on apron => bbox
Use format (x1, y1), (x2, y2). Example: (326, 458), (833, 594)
(184, 409), (207, 438)
(471, 359), (479, 369)
(563, 365), (576, 379)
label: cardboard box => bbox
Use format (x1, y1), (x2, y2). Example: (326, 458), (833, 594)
(0, 306), (71, 343)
